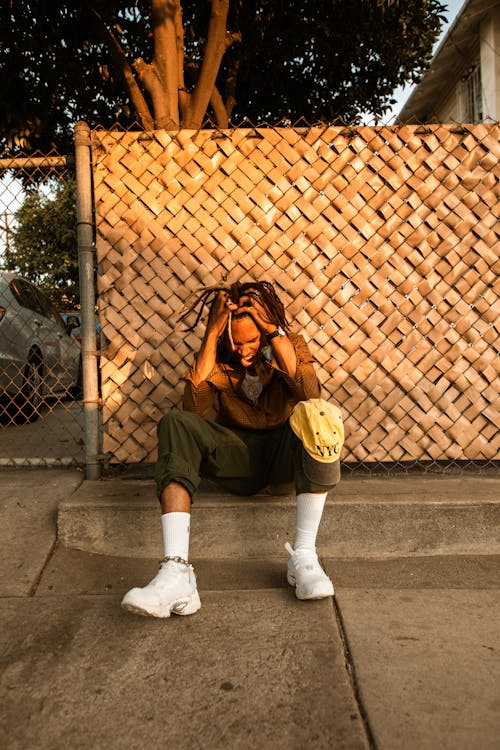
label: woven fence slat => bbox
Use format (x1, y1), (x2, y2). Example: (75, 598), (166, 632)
(91, 124), (500, 464)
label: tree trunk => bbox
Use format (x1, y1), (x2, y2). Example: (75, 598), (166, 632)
(99, 0), (237, 130)
(181, 0), (230, 128)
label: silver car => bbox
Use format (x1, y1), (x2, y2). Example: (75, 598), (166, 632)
(0, 272), (81, 421)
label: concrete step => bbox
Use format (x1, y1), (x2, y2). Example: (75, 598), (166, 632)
(35, 544), (500, 598)
(58, 475), (500, 558)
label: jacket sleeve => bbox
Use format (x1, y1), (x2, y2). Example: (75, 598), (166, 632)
(182, 364), (217, 416)
(274, 334), (321, 401)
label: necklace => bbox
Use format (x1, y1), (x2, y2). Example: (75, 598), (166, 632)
(241, 371), (263, 405)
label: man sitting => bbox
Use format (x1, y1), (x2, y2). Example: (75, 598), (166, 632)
(122, 280), (343, 618)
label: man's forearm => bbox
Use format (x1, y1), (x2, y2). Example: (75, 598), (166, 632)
(190, 329), (219, 386)
(277, 363), (321, 401)
(269, 334), (297, 378)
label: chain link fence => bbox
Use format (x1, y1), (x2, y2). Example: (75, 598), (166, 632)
(0, 152), (85, 467)
(90, 121), (499, 476)
(0, 123), (498, 475)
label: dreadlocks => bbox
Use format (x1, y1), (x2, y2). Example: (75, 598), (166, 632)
(178, 280), (289, 332)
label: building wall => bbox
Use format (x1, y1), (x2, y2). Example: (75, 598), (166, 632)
(480, 7), (500, 121)
(435, 7), (500, 123)
(398, 4), (500, 124)
(436, 88), (461, 123)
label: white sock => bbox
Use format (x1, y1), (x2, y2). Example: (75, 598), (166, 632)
(294, 492), (328, 554)
(161, 512), (191, 561)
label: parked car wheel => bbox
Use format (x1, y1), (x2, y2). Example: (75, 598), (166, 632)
(19, 350), (44, 422)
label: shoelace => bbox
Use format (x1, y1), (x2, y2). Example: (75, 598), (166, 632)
(284, 542), (319, 572)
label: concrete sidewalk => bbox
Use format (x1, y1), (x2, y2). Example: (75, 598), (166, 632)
(1, 469), (499, 750)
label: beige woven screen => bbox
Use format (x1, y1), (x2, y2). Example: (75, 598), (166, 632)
(92, 124), (499, 465)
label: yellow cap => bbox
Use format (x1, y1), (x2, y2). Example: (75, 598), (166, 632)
(289, 399), (344, 482)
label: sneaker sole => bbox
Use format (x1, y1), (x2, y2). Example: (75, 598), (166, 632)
(287, 573), (334, 600)
(121, 592), (201, 618)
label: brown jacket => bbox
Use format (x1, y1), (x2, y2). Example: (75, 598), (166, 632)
(183, 333), (321, 430)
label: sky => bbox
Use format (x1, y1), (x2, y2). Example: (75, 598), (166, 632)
(387, 0), (466, 122)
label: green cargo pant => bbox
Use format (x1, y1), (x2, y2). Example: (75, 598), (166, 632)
(155, 409), (340, 501)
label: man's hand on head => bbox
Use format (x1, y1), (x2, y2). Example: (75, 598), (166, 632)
(206, 291), (237, 339)
(237, 291), (276, 335)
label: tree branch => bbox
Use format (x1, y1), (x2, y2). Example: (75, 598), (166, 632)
(183, 0), (232, 129)
(151, 0), (180, 127)
(90, 6), (154, 130)
(175, 7), (190, 119)
(209, 86), (228, 128)
(224, 56), (240, 120)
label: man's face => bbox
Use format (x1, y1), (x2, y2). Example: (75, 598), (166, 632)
(230, 316), (261, 368)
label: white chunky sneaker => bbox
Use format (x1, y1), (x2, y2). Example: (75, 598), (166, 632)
(285, 542), (334, 600)
(121, 557), (201, 618)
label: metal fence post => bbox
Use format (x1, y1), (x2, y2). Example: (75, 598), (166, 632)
(74, 121), (100, 479)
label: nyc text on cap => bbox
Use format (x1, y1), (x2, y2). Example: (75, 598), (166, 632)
(289, 399), (344, 484)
